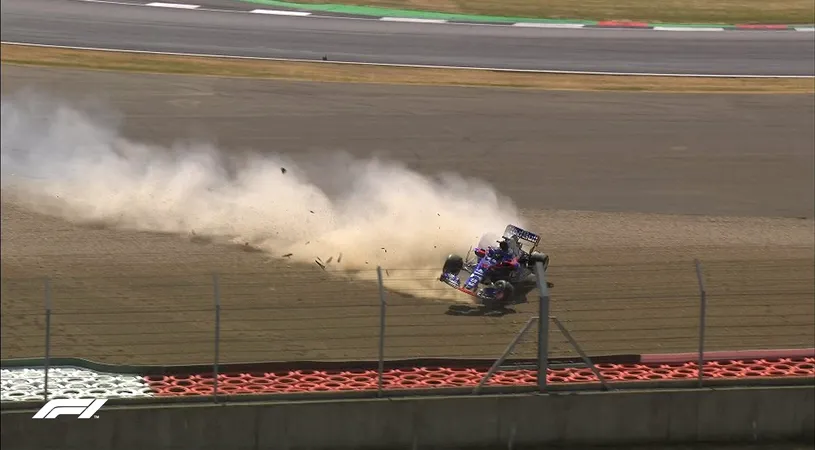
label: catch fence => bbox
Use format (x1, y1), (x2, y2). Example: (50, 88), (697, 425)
(1, 257), (813, 400)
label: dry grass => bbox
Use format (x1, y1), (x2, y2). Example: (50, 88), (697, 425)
(2, 44), (813, 94)
(2, 201), (813, 365)
(1, 46), (813, 366)
(290, 0), (815, 24)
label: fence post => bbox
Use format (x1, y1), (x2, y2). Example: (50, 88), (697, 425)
(534, 262), (550, 393)
(376, 266), (386, 397)
(550, 316), (610, 391)
(43, 277), (52, 403)
(473, 316), (538, 394)
(213, 273), (221, 402)
(694, 259), (707, 388)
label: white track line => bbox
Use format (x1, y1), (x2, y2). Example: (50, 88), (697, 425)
(653, 27), (725, 32)
(513, 23), (586, 28)
(380, 17), (447, 24)
(75, 1), (814, 33)
(250, 9), (311, 16)
(4, 41), (812, 78)
(145, 2), (199, 9)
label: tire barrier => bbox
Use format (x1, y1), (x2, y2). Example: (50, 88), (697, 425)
(1, 367), (155, 402)
(145, 357), (815, 396)
(641, 348), (815, 364)
(3, 356), (811, 402)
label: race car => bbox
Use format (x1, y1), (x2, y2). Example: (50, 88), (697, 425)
(438, 224), (552, 308)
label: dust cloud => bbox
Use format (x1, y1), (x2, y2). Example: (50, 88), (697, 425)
(1, 92), (521, 296)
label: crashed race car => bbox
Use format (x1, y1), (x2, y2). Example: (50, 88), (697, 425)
(439, 224), (552, 308)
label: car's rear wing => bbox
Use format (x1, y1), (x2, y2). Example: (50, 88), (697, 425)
(502, 224), (541, 251)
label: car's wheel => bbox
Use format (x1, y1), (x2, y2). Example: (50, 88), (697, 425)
(443, 254), (464, 275)
(527, 252), (549, 271)
(513, 274), (538, 297)
(494, 280), (515, 304)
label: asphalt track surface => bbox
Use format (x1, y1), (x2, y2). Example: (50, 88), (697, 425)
(2, 0), (815, 75)
(2, 66), (814, 365)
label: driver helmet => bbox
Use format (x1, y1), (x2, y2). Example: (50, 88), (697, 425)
(498, 239), (510, 252)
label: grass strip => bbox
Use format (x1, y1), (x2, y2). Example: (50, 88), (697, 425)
(2, 44), (813, 94)
(245, 0), (815, 25)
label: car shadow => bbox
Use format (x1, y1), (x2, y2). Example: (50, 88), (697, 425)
(444, 303), (518, 317)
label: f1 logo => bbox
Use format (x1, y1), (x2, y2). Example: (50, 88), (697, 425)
(32, 399), (107, 419)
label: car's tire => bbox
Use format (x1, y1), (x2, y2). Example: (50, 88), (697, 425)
(443, 254), (464, 275)
(527, 252), (549, 271)
(513, 274), (538, 297)
(494, 280), (515, 304)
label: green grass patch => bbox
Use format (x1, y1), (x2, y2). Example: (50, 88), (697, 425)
(283, 0), (815, 24)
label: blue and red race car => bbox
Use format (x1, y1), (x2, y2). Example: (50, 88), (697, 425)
(439, 224), (553, 309)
